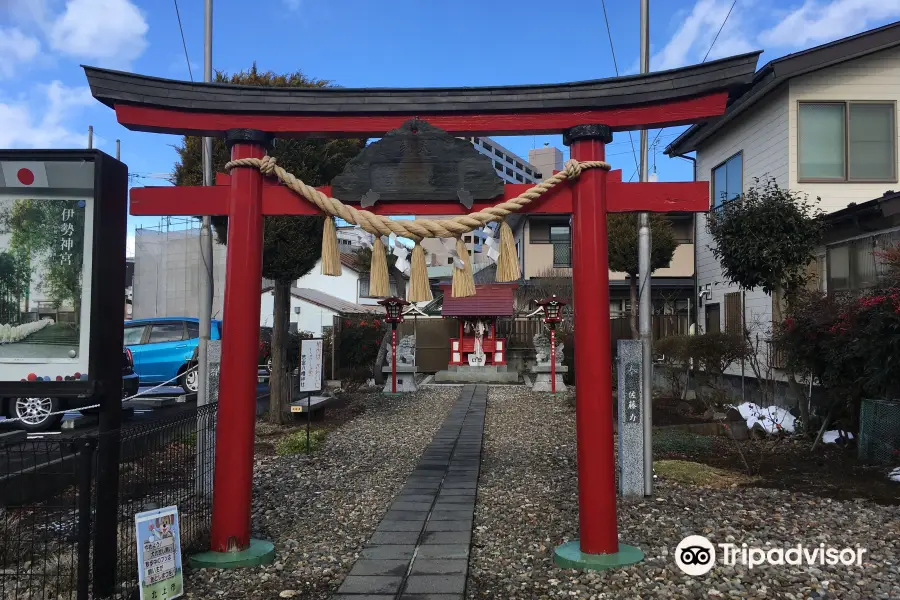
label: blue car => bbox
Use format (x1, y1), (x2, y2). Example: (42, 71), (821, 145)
(124, 318), (222, 394)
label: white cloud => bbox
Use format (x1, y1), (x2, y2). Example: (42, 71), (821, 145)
(4, 0), (51, 29)
(48, 0), (148, 66)
(760, 0), (900, 48)
(0, 81), (95, 148)
(0, 27), (41, 79)
(652, 0), (755, 71)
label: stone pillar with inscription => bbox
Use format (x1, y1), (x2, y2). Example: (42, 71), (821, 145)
(196, 339), (220, 499)
(617, 339), (645, 497)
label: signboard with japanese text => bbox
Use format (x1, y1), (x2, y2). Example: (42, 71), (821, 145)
(622, 361), (641, 424)
(134, 506), (184, 600)
(297, 338), (323, 392)
(0, 150), (126, 397)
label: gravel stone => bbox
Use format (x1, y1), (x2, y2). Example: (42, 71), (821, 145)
(467, 388), (900, 600)
(183, 388), (457, 599)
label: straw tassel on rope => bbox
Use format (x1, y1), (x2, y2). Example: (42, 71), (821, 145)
(369, 238), (391, 297)
(321, 216), (342, 276)
(451, 238), (476, 298)
(407, 243), (432, 303)
(495, 220), (521, 283)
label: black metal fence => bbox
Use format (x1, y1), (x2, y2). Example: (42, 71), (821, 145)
(0, 403), (217, 600)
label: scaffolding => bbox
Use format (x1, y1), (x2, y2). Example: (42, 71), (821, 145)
(132, 218), (227, 320)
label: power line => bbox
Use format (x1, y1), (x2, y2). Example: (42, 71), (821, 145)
(703, 0), (738, 63)
(600, 0), (640, 177)
(649, 0), (738, 154)
(173, 0), (194, 82)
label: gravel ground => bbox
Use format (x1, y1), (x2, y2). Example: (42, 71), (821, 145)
(184, 388), (458, 599)
(468, 388), (900, 600)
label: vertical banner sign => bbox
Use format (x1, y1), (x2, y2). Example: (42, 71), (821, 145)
(617, 339), (645, 497)
(135, 506), (184, 600)
(298, 338), (323, 392)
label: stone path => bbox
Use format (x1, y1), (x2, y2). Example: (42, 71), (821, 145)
(334, 384), (486, 600)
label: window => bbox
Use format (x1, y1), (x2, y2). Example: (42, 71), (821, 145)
(515, 161), (523, 170)
(799, 102), (896, 181)
(515, 173), (524, 182)
(447, 257), (453, 265)
(505, 155), (513, 165)
(186, 321), (199, 339)
(483, 141), (493, 152)
(535, 171), (543, 179)
(473, 137), (480, 145)
(359, 278), (399, 298)
(724, 292), (741, 334)
(495, 161), (503, 170)
(148, 322), (185, 344)
(494, 148), (503, 158)
(505, 167), (513, 176)
(464, 235), (472, 243)
(123, 325), (146, 345)
(525, 167), (533, 176)
(827, 230), (900, 292)
(553, 243), (571, 267)
(550, 226), (571, 267)
(711, 152), (742, 208)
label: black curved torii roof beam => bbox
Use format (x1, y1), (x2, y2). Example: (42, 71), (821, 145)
(82, 51), (761, 138)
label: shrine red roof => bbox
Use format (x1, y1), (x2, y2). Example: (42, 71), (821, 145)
(440, 284), (517, 317)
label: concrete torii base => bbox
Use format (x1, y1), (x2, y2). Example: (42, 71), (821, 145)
(553, 541), (644, 571)
(382, 365), (418, 393)
(190, 539), (276, 569)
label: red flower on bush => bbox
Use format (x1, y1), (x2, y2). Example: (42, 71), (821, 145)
(344, 319), (351, 327)
(374, 319), (382, 327)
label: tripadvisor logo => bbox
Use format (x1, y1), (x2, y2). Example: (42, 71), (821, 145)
(675, 535), (868, 576)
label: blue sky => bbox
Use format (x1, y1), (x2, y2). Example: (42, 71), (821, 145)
(2, 0), (900, 253)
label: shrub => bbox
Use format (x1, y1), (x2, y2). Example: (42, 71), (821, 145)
(655, 335), (690, 398)
(706, 177), (825, 295)
(685, 332), (750, 377)
(276, 429), (327, 455)
(776, 288), (900, 399)
(653, 430), (713, 454)
(337, 367), (372, 392)
(338, 316), (385, 370)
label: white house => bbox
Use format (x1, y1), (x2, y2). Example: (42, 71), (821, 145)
(666, 22), (900, 376)
(259, 286), (380, 336)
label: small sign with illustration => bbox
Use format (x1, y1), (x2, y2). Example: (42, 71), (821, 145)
(134, 506), (184, 600)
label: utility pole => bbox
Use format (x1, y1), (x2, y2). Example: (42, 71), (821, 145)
(197, 0), (215, 499)
(115, 139), (121, 160)
(638, 0), (654, 496)
(87, 126), (93, 149)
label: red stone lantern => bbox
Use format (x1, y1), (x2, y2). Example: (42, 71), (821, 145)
(378, 297), (410, 393)
(536, 295), (567, 394)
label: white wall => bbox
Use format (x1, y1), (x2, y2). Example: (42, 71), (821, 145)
(694, 86), (790, 375)
(296, 259), (361, 304)
(789, 45), (900, 211)
(259, 290), (339, 336)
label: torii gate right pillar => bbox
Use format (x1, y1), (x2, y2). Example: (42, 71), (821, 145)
(554, 125), (644, 570)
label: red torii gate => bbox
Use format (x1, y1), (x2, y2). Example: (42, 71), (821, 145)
(84, 51), (759, 570)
